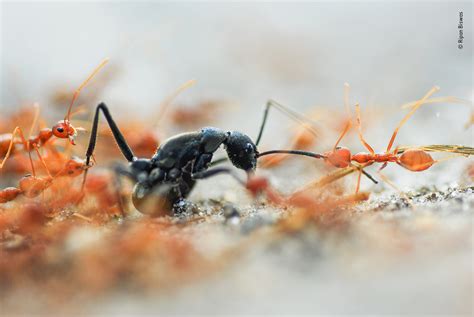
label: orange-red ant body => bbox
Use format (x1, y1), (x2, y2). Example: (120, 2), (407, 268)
(0, 59), (109, 174)
(0, 174), (53, 203)
(0, 59), (108, 204)
(0, 157), (88, 204)
(321, 86), (440, 191)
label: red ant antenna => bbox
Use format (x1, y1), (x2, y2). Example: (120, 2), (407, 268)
(64, 58), (110, 123)
(155, 79), (197, 127)
(343, 82), (351, 118)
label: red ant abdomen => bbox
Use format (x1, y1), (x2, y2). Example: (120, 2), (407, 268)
(398, 149), (435, 172)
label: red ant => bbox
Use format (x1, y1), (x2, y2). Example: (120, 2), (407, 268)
(0, 155), (89, 204)
(0, 58), (109, 175)
(321, 86), (441, 192)
(0, 59), (108, 204)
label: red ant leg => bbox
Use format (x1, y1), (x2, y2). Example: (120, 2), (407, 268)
(355, 169), (363, 194)
(0, 127), (36, 176)
(333, 120), (352, 151)
(386, 86), (439, 153)
(31, 144), (52, 179)
(354, 104), (375, 155)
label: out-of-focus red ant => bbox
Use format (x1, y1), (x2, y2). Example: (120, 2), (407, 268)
(0, 59), (108, 204)
(0, 155), (89, 204)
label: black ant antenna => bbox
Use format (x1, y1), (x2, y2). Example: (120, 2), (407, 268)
(257, 150), (377, 184)
(257, 149), (326, 159)
(255, 99), (319, 146)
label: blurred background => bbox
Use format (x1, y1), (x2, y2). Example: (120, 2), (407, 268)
(1, 1), (473, 315)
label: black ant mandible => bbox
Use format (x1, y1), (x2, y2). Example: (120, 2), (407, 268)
(83, 100), (377, 216)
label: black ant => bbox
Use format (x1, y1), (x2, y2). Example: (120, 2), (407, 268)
(82, 100), (377, 216)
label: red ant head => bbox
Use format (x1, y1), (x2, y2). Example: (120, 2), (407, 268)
(246, 175), (269, 196)
(324, 147), (351, 168)
(52, 121), (77, 145)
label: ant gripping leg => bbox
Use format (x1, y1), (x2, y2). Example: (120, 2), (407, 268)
(85, 103), (135, 164)
(82, 103), (136, 189)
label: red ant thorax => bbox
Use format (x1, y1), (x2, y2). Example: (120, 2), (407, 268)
(36, 129), (53, 145)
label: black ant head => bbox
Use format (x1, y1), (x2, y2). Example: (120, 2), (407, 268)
(224, 131), (258, 171)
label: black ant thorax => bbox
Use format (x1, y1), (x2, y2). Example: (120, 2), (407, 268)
(126, 127), (258, 215)
(150, 127), (258, 173)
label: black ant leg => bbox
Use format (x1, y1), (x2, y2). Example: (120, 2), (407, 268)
(85, 103), (136, 166)
(254, 101), (272, 146)
(112, 162), (138, 182)
(81, 103), (136, 191)
(209, 157), (229, 168)
(255, 99), (319, 146)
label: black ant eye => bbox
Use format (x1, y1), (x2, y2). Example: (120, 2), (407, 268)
(245, 143), (253, 153)
(56, 127), (64, 133)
